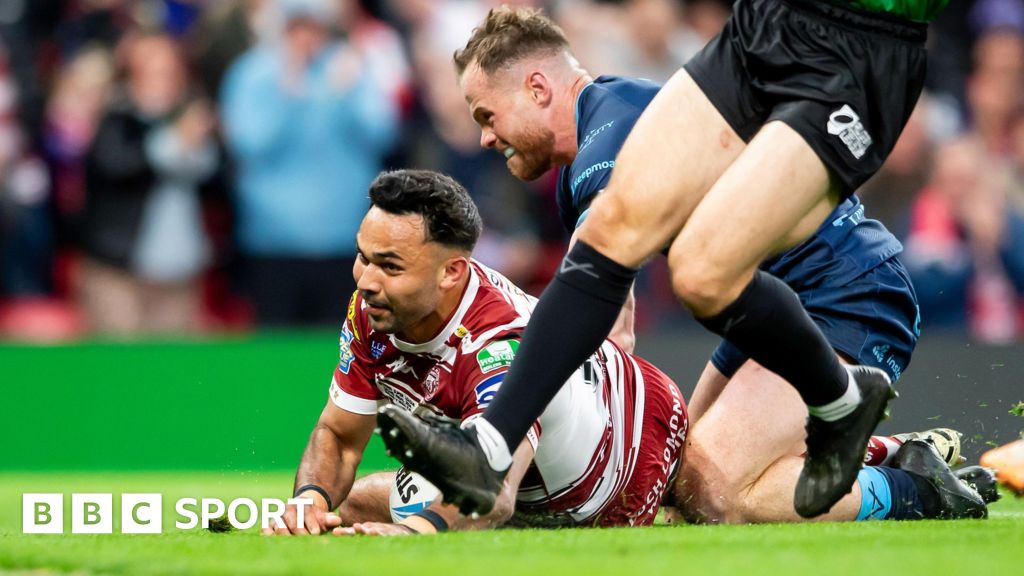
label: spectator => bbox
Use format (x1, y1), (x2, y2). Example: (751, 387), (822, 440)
(0, 39), (53, 297)
(902, 138), (1024, 342)
(80, 31), (220, 335)
(220, 0), (399, 327)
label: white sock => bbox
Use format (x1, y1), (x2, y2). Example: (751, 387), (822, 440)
(467, 417), (512, 471)
(807, 367), (862, 422)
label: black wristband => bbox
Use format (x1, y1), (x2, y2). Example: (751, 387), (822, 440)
(412, 509), (449, 533)
(294, 484), (334, 511)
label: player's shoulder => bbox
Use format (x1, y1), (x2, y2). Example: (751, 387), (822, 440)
(453, 262), (532, 354)
(578, 76), (660, 128)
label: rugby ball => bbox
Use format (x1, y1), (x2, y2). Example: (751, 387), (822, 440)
(389, 467), (441, 522)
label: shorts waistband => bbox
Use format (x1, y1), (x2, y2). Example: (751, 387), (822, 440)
(780, 0), (928, 43)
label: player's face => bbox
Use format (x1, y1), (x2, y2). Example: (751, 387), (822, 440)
(353, 208), (449, 338)
(461, 64), (556, 181)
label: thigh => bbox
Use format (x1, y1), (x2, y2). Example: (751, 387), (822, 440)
(577, 69), (744, 267)
(668, 121), (839, 308)
(338, 471), (396, 525)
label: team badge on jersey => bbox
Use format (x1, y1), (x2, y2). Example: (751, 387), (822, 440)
(476, 340), (519, 373)
(338, 325), (355, 374)
(423, 365), (441, 397)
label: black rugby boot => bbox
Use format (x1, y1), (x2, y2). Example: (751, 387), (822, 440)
(893, 439), (988, 519)
(796, 365), (896, 518)
(377, 405), (504, 516)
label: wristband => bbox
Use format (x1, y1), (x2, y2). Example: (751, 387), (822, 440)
(412, 509), (449, 532)
(294, 484), (334, 511)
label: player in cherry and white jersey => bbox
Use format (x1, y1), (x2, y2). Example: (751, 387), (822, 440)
(265, 169), (686, 536)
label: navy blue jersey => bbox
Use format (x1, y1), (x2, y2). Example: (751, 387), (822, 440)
(559, 75), (917, 381)
(556, 76), (661, 233)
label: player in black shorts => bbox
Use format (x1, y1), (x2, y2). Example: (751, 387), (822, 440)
(380, 0), (952, 519)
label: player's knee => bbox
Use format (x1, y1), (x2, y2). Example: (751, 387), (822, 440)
(670, 262), (738, 317)
(577, 193), (656, 267)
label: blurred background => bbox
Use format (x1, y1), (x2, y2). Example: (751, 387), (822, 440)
(0, 0), (1019, 343)
(0, 0), (1020, 476)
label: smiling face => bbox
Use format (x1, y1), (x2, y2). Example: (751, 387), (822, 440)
(353, 207), (465, 341)
(460, 62), (557, 181)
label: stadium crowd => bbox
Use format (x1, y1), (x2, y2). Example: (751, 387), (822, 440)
(0, 0), (1021, 342)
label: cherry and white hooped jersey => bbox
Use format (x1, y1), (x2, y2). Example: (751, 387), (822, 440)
(329, 260), (683, 525)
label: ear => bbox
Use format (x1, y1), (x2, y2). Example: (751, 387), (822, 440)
(439, 256), (470, 290)
(526, 71), (552, 107)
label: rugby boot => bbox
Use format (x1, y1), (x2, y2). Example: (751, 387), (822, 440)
(796, 365), (896, 518)
(955, 465), (1001, 505)
(377, 405), (504, 516)
(892, 439), (988, 519)
(894, 428), (965, 466)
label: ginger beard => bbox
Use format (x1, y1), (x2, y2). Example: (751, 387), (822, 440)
(502, 120), (556, 182)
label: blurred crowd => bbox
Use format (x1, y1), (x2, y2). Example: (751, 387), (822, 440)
(0, 0), (1021, 343)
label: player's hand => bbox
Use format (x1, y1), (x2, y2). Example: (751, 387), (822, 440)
(261, 492), (330, 536)
(331, 522), (417, 537)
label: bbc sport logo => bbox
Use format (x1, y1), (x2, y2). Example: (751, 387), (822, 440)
(22, 493), (315, 534)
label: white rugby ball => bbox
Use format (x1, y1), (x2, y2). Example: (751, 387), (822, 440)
(389, 467), (441, 522)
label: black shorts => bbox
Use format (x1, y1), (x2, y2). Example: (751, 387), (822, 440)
(683, 0), (928, 195)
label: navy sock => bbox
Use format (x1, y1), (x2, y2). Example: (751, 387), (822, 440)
(482, 240), (637, 450)
(695, 270), (849, 407)
(856, 466), (925, 520)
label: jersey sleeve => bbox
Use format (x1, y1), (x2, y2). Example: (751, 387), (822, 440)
(454, 338), (540, 449)
(328, 292), (382, 415)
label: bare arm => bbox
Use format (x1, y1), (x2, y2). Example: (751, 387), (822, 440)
(267, 401), (375, 535)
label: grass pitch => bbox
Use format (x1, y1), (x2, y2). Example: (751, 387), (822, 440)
(0, 471), (1021, 575)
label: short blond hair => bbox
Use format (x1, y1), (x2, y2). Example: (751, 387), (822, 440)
(454, 6), (570, 76)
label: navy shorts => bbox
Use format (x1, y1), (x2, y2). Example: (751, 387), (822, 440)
(711, 239), (920, 384)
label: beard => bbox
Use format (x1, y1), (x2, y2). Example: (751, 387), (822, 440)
(506, 127), (554, 181)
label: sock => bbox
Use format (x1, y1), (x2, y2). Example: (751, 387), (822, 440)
(481, 240), (637, 462)
(806, 371), (861, 421)
(696, 270), (852, 413)
(864, 435), (904, 467)
(855, 466), (925, 520)
(467, 417), (512, 471)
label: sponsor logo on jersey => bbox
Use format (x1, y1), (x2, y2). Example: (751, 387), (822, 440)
(826, 104), (872, 160)
(386, 356), (418, 378)
(370, 340), (387, 360)
(578, 120), (614, 153)
(338, 326), (355, 374)
(346, 293), (361, 341)
(476, 340), (519, 373)
(571, 160), (615, 195)
(474, 372), (506, 406)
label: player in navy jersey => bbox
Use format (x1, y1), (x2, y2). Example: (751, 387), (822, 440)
(380, 7), (990, 524)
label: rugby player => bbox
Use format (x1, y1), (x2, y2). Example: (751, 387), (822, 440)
(265, 170), (687, 536)
(380, 3), (990, 521)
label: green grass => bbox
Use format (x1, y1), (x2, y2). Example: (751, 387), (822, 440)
(0, 472), (1021, 575)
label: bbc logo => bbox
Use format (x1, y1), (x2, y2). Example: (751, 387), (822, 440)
(23, 493), (162, 534)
